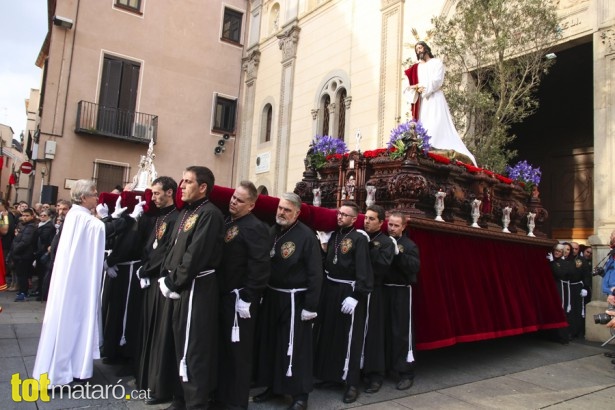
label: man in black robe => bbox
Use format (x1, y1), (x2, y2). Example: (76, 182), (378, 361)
(215, 180), (271, 410)
(134, 176), (179, 405)
(159, 166), (224, 410)
(253, 192), (322, 410)
(100, 196), (146, 374)
(383, 211), (420, 390)
(362, 205), (395, 394)
(314, 201), (373, 404)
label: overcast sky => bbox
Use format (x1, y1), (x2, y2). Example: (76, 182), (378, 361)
(0, 1), (48, 139)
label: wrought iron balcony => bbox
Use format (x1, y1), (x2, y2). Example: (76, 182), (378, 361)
(75, 101), (158, 144)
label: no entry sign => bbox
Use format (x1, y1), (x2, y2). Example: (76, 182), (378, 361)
(20, 161), (33, 174)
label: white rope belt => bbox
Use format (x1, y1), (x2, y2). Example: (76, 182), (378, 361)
(268, 285), (308, 377)
(116, 259), (141, 346)
(231, 288), (244, 343)
(560, 280), (583, 313)
(179, 269), (215, 382)
(384, 283), (414, 362)
(360, 293), (371, 369)
(326, 274), (356, 380)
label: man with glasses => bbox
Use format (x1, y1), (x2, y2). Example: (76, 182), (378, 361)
(314, 201), (373, 404)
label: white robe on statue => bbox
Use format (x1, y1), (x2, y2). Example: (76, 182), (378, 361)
(33, 205), (105, 386)
(417, 58), (477, 166)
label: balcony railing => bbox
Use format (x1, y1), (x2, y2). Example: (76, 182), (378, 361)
(75, 100), (158, 144)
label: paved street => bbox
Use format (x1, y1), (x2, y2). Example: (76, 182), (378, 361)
(2, 289), (615, 409)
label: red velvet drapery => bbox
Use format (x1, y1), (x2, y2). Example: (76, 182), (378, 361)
(101, 185), (566, 350)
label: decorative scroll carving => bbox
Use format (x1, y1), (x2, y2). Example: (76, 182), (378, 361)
(600, 28), (615, 55)
(242, 49), (261, 82)
(278, 25), (301, 62)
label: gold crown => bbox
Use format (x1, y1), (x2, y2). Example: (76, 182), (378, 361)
(404, 28), (433, 49)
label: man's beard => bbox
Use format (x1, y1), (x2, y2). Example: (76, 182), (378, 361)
(418, 51), (425, 61)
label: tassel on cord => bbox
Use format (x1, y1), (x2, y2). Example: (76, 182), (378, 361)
(232, 289), (241, 342)
(232, 324), (240, 342)
(179, 358), (188, 382)
(407, 350), (415, 363)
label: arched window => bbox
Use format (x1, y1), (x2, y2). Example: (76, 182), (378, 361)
(337, 88), (347, 141)
(314, 73), (350, 139)
(321, 94), (330, 136)
(260, 103), (273, 143)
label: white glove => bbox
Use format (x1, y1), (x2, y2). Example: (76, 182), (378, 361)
(111, 196), (127, 219)
(140, 277), (151, 289)
(158, 277), (172, 298)
(356, 229), (370, 241)
(390, 236), (400, 255)
(129, 198), (146, 220)
(32, 260), (37, 268)
(316, 231), (333, 244)
(236, 298), (251, 319)
(136, 266), (143, 279)
(169, 291), (181, 299)
(580, 289), (588, 297)
(341, 296), (358, 314)
(96, 203), (109, 218)
(104, 261), (118, 278)
(546, 252), (554, 262)
(301, 309), (317, 321)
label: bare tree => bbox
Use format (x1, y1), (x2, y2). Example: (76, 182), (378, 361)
(430, 0), (560, 171)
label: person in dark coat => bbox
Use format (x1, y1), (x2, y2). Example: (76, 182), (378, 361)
(253, 193), (322, 410)
(134, 176), (180, 405)
(11, 208), (38, 301)
(42, 200), (71, 301)
(314, 201), (373, 404)
(214, 180), (271, 410)
(99, 195), (146, 371)
(159, 166), (224, 410)
(361, 205), (395, 394)
(383, 211), (420, 390)
(31, 210), (55, 299)
(550, 242), (584, 342)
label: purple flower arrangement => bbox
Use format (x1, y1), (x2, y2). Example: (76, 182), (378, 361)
(307, 135), (348, 170)
(387, 120), (431, 160)
(505, 160), (541, 192)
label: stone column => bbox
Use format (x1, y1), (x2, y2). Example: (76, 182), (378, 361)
(274, 24), (300, 195)
(237, 49), (260, 183)
(378, 0), (405, 147)
(585, 3), (615, 341)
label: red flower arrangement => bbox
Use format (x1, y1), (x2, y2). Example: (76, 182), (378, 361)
(363, 148), (388, 158)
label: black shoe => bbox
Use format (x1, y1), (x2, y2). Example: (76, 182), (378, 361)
(364, 380), (382, 393)
(314, 381), (342, 389)
(164, 402), (186, 410)
(343, 385), (359, 403)
(287, 399), (308, 410)
(145, 396), (172, 405)
(396, 378), (414, 390)
(252, 388), (276, 403)
(115, 365), (133, 377)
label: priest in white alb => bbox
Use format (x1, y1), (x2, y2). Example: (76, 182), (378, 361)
(32, 179), (105, 387)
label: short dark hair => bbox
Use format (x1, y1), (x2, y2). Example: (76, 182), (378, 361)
(366, 204), (386, 222)
(152, 176), (178, 197)
(238, 180), (258, 202)
(341, 200), (359, 216)
(388, 210), (407, 225)
(185, 166), (215, 198)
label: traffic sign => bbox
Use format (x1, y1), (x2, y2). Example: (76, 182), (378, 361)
(20, 161), (33, 175)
